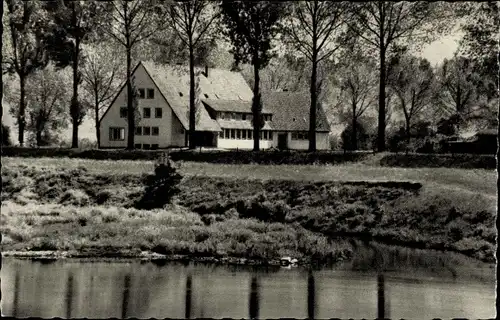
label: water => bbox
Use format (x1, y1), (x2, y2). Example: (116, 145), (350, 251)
(1, 245), (495, 319)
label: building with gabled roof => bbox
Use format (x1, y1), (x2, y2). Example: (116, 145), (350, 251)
(99, 61), (330, 150)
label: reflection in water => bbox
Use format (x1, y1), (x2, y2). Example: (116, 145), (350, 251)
(377, 274), (385, 319)
(185, 274), (192, 319)
(249, 276), (260, 319)
(1, 249), (495, 319)
(307, 270), (315, 320)
(121, 274), (131, 319)
(65, 273), (74, 319)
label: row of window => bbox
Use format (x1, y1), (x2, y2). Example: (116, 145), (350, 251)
(135, 143), (159, 150)
(219, 112), (272, 122)
(220, 129), (273, 141)
(120, 107), (162, 119)
(138, 88), (155, 99)
(135, 126), (159, 136)
(291, 132), (309, 140)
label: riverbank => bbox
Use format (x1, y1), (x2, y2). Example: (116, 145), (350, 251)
(1, 158), (496, 264)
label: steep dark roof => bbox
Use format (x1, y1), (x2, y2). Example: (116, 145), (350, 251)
(202, 99), (272, 114)
(261, 92), (330, 132)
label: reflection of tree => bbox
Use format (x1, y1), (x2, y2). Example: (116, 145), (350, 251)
(249, 276), (260, 319)
(307, 270), (316, 320)
(185, 274), (192, 319)
(66, 272), (74, 319)
(121, 274), (131, 318)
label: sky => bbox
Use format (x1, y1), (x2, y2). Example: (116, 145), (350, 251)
(3, 33), (463, 145)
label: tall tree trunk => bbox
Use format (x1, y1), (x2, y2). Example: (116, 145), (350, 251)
(0, 1), (3, 125)
(36, 129), (42, 147)
(70, 39), (80, 148)
(126, 46), (134, 149)
(352, 114), (358, 151)
(95, 94), (100, 148)
(18, 74), (26, 146)
(252, 60), (261, 151)
(188, 37), (196, 150)
(309, 54), (318, 152)
(405, 117), (411, 145)
(377, 46), (387, 152)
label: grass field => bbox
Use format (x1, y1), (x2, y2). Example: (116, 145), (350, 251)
(2, 157), (496, 196)
(1, 156), (497, 263)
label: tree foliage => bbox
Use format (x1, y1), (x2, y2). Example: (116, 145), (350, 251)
(388, 55), (436, 143)
(347, 1), (453, 151)
(100, 0), (168, 149)
(43, 0), (106, 148)
(220, 0), (286, 151)
(5, 0), (50, 146)
(285, 1), (349, 151)
(9, 65), (71, 146)
(81, 43), (124, 148)
(166, 0), (220, 149)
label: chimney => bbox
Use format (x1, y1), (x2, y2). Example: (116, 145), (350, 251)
(205, 65), (209, 78)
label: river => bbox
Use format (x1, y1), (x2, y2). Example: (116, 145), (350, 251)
(1, 243), (495, 319)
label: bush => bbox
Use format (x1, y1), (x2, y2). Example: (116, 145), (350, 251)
(1, 123), (11, 146)
(135, 159), (182, 210)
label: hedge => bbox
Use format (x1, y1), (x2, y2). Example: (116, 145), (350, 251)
(1, 147), (496, 169)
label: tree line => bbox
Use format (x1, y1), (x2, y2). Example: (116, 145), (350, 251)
(1, 1), (497, 152)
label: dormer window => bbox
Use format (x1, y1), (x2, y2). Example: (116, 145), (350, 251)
(179, 92), (183, 97)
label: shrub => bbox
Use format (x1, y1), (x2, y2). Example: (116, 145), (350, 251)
(135, 159), (182, 210)
(59, 189), (90, 206)
(1, 123), (11, 146)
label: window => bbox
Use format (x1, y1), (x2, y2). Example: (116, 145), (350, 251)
(143, 127), (151, 135)
(242, 114), (247, 121)
(155, 108), (162, 118)
(143, 107), (151, 118)
(292, 132), (307, 140)
(225, 129), (230, 139)
(151, 144), (159, 150)
(204, 93), (209, 98)
(135, 143), (142, 149)
(230, 113), (235, 120)
(248, 114), (253, 121)
(269, 131), (273, 140)
(242, 129), (247, 139)
(109, 127), (125, 141)
(135, 126), (142, 136)
(248, 130), (253, 140)
(120, 107), (127, 118)
(235, 113), (241, 120)
(231, 129), (235, 139)
(152, 127), (159, 136)
(147, 89), (154, 99)
(259, 131), (263, 140)
(263, 131), (268, 140)
(236, 129), (241, 139)
(143, 144), (150, 150)
(179, 92), (184, 97)
(138, 89), (145, 99)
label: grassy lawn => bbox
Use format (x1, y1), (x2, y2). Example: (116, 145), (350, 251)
(2, 156), (496, 196)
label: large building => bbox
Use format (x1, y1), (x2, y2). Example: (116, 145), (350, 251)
(99, 61), (330, 150)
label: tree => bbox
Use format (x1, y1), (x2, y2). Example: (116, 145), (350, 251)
(348, 2), (452, 151)
(81, 43), (123, 148)
(11, 65), (70, 146)
(220, 1), (286, 151)
(336, 54), (377, 150)
(388, 55), (435, 144)
(436, 56), (479, 124)
(286, 1), (349, 151)
(166, 0), (220, 149)
(44, 1), (105, 148)
(5, 0), (49, 146)
(101, 0), (167, 150)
